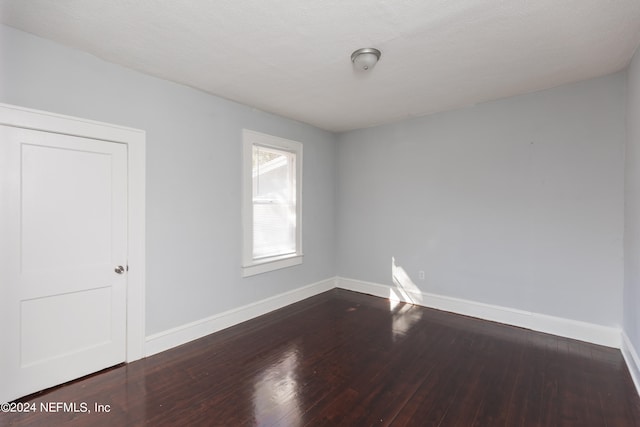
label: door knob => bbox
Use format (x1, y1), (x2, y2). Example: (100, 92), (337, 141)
(114, 265), (125, 274)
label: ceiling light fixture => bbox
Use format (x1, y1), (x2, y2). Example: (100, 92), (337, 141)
(351, 48), (381, 71)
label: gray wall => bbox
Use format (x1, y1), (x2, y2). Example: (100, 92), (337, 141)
(0, 25), (337, 335)
(625, 47), (640, 350)
(1, 24), (630, 337)
(337, 74), (625, 327)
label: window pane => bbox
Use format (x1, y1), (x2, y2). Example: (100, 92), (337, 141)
(253, 203), (296, 258)
(253, 145), (296, 259)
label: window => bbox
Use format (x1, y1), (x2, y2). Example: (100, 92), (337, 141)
(242, 130), (302, 276)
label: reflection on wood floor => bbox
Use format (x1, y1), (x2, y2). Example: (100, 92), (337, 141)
(4, 289), (640, 426)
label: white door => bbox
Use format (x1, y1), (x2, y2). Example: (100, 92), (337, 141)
(0, 125), (128, 402)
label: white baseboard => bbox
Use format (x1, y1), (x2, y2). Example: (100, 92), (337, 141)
(143, 274), (638, 398)
(144, 275), (623, 360)
(144, 278), (335, 357)
(336, 277), (390, 299)
(622, 332), (640, 397)
(336, 276), (620, 348)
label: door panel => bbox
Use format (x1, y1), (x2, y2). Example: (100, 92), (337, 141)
(21, 143), (113, 270)
(20, 286), (113, 367)
(0, 125), (127, 402)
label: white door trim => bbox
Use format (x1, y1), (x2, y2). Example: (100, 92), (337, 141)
(0, 103), (146, 362)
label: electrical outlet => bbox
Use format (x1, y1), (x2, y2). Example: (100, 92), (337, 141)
(418, 270), (425, 280)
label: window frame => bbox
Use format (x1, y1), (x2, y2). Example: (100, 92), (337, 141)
(241, 129), (303, 277)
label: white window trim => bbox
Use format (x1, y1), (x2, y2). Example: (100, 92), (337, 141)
(242, 129), (303, 277)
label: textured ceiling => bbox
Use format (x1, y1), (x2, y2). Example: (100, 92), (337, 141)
(2, 0), (640, 132)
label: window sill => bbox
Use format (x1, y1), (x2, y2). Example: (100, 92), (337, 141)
(242, 254), (303, 277)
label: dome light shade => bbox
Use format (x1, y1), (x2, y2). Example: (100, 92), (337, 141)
(351, 48), (381, 71)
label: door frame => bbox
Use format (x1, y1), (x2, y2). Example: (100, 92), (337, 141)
(0, 103), (146, 362)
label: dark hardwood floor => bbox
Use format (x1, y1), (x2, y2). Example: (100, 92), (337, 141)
(3, 289), (640, 426)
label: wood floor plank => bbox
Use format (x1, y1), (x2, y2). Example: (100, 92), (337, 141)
(2, 289), (639, 426)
